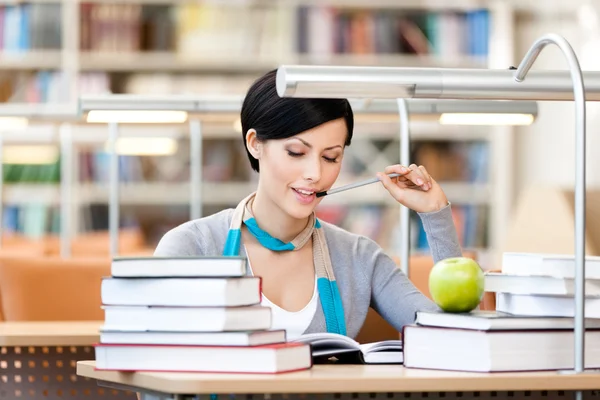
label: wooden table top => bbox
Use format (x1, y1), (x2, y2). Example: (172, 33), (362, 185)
(76, 360), (600, 394)
(0, 321), (101, 346)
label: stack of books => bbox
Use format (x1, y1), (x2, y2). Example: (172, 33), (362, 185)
(94, 256), (312, 373)
(402, 252), (600, 372)
(487, 252), (600, 318)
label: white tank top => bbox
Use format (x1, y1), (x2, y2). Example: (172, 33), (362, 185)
(245, 248), (318, 341)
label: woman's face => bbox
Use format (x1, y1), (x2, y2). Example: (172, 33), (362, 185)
(256, 118), (347, 220)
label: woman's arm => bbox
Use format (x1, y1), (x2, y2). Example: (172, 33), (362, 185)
(365, 203), (462, 332)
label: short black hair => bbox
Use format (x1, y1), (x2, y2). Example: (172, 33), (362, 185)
(241, 69), (354, 172)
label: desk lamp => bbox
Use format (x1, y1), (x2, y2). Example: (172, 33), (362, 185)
(276, 33), (596, 397)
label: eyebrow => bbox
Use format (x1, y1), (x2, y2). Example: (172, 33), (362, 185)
(291, 137), (343, 151)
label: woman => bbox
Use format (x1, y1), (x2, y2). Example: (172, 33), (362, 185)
(154, 69), (463, 340)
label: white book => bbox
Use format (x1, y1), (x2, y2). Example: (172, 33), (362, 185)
(415, 310), (600, 331)
(94, 342), (312, 373)
(111, 256), (247, 277)
(99, 329), (286, 347)
(502, 252), (600, 279)
(496, 292), (600, 319)
(293, 332), (403, 364)
(485, 272), (600, 296)
(403, 325), (600, 372)
(102, 305), (271, 332)
(100, 277), (261, 307)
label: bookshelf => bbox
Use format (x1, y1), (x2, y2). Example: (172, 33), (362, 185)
(0, 0), (520, 270)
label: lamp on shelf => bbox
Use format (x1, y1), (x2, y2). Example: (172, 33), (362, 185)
(0, 104), (81, 257)
(79, 94), (245, 257)
(275, 33), (594, 394)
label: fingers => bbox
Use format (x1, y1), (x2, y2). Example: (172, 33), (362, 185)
(382, 164), (432, 191)
(377, 171), (405, 201)
(418, 165), (432, 190)
(384, 164), (411, 177)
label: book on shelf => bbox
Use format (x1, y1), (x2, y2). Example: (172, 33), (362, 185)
(293, 332), (402, 364)
(402, 324), (600, 372)
(415, 310), (600, 331)
(102, 305), (271, 332)
(94, 342), (312, 373)
(111, 256), (248, 277)
(99, 329), (286, 347)
(100, 276), (261, 307)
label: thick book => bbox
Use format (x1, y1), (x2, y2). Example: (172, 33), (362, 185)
(111, 256), (247, 277)
(94, 342), (312, 373)
(501, 252), (600, 279)
(293, 332), (402, 364)
(485, 272), (600, 296)
(100, 276), (261, 307)
(403, 324), (600, 372)
(102, 305), (272, 332)
(99, 329), (286, 347)
(415, 310), (600, 331)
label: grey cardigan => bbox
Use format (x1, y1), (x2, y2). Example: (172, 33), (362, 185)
(153, 203), (463, 338)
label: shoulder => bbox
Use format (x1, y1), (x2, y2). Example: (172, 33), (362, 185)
(153, 209), (234, 256)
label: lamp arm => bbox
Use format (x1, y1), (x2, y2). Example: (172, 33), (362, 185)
(397, 99), (410, 277)
(514, 34), (587, 377)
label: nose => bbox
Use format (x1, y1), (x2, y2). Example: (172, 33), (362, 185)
(302, 155), (322, 183)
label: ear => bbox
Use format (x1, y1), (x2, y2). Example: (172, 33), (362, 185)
(245, 129), (261, 159)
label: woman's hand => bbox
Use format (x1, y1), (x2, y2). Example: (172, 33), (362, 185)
(377, 164), (449, 213)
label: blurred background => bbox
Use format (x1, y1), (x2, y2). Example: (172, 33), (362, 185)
(2, 0), (600, 272)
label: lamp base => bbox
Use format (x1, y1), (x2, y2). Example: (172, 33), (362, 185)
(557, 369), (600, 375)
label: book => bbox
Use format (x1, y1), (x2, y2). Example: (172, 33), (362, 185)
(415, 310), (600, 331)
(293, 332), (403, 364)
(501, 252), (600, 279)
(100, 276), (261, 307)
(485, 272), (600, 296)
(496, 292), (600, 319)
(102, 305), (272, 332)
(94, 342), (312, 373)
(99, 329), (286, 347)
(403, 324), (600, 372)
(111, 256), (247, 277)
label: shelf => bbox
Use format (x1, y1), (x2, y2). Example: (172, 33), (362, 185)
(298, 54), (488, 69)
(0, 0), (491, 8)
(295, 0), (491, 10)
(0, 52), (488, 73)
(0, 51), (63, 70)
(2, 181), (490, 206)
(78, 52), (281, 73)
(2, 184), (61, 205)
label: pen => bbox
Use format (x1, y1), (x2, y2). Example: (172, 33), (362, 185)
(316, 173), (401, 198)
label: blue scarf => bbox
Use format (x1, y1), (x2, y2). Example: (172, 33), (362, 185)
(223, 192), (347, 335)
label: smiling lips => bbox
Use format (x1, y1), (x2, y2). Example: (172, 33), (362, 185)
(292, 187), (319, 204)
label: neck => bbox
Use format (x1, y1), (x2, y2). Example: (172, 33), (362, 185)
(250, 189), (309, 243)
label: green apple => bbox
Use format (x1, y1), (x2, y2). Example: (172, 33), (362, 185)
(428, 257), (484, 313)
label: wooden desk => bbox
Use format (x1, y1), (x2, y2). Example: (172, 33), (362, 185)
(0, 321), (135, 400)
(77, 360), (600, 400)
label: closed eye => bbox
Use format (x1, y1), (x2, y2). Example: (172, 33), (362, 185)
(287, 150), (303, 158)
(323, 156), (338, 163)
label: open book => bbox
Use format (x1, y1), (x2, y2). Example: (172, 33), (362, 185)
(292, 332), (403, 364)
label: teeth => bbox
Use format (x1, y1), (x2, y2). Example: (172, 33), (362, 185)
(296, 189), (314, 195)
